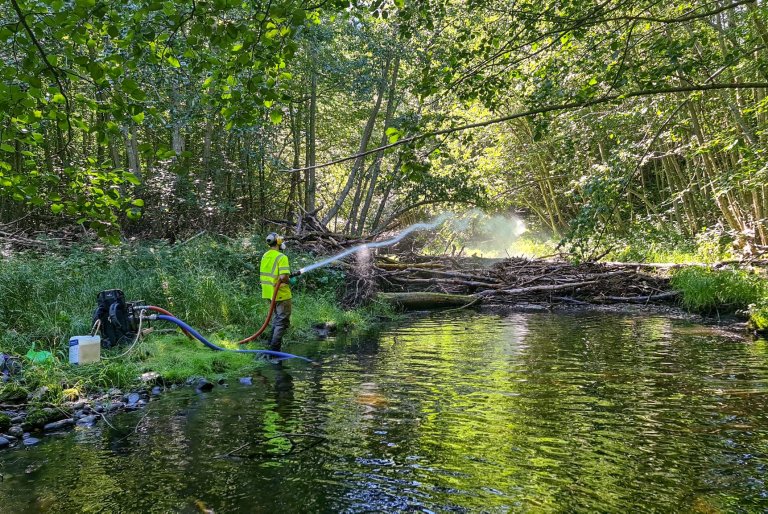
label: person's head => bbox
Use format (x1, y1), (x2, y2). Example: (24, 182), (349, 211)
(266, 232), (285, 250)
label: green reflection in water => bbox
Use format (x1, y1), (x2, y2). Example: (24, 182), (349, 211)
(1, 312), (768, 513)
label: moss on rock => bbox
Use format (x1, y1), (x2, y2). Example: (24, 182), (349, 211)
(0, 413), (11, 432)
(0, 383), (28, 404)
(25, 407), (69, 429)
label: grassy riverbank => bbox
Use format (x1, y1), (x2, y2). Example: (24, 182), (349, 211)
(670, 267), (768, 330)
(0, 236), (391, 405)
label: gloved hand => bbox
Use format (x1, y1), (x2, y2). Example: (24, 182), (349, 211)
(289, 277), (298, 286)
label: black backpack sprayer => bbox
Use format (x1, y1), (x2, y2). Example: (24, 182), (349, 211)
(83, 271), (309, 365)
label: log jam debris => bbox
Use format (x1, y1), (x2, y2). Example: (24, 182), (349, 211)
(372, 255), (676, 306)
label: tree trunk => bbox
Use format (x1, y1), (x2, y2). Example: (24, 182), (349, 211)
(357, 56), (400, 236)
(322, 58), (391, 225)
(305, 72), (317, 213)
(124, 125), (141, 181)
(287, 103), (302, 225)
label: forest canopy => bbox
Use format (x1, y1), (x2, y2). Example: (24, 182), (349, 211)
(1, 0), (767, 256)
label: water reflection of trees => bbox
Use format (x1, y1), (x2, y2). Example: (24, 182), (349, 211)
(4, 313), (768, 511)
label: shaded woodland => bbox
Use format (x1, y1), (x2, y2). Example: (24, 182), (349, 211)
(0, 1), (767, 258)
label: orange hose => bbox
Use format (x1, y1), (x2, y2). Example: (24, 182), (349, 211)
(236, 281), (283, 345)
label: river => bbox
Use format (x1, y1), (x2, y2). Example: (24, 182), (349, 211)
(1, 311), (768, 512)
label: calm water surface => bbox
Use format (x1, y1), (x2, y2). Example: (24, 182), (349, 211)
(2, 312), (768, 513)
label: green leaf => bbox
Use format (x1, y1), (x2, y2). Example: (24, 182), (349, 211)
(132, 112), (145, 124)
(122, 78), (140, 93)
(51, 204), (64, 214)
(386, 127), (401, 143)
(124, 173), (141, 185)
(132, 198), (144, 207)
(231, 42), (244, 52)
(167, 56), (181, 68)
(270, 109), (283, 124)
(0, 144), (14, 153)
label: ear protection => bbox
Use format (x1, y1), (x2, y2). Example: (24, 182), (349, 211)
(266, 232), (286, 249)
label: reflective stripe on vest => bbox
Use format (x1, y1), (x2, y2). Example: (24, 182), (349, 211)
(260, 250), (291, 300)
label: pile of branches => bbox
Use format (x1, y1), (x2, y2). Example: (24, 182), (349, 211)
(0, 222), (84, 254)
(286, 231), (366, 255)
(374, 255), (677, 305)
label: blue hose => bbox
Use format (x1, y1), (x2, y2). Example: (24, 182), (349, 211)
(155, 314), (315, 363)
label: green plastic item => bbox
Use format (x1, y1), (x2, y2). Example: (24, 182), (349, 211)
(26, 343), (53, 364)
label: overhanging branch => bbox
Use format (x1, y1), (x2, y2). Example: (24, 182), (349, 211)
(282, 81), (768, 173)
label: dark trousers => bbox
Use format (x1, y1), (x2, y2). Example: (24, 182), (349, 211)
(270, 299), (292, 351)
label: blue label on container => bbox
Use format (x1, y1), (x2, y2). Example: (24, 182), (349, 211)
(69, 339), (79, 347)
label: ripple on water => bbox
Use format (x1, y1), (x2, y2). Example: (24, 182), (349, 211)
(2, 312), (768, 512)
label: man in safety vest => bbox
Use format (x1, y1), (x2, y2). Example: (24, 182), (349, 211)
(260, 233), (293, 351)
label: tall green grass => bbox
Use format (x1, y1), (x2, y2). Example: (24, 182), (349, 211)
(670, 267), (768, 330)
(0, 236), (390, 400)
(671, 268), (766, 312)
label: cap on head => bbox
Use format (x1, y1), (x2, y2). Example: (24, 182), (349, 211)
(266, 232), (284, 247)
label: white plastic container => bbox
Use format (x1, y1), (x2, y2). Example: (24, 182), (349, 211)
(68, 335), (101, 365)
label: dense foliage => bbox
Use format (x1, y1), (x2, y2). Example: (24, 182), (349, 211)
(1, 0), (767, 256)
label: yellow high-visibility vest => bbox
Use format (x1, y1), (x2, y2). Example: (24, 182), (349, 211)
(260, 249), (292, 300)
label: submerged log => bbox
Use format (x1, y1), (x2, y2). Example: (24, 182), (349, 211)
(378, 292), (477, 309)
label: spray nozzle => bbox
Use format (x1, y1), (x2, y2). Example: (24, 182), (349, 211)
(290, 270), (303, 278)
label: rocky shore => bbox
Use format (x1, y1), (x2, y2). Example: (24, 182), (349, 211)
(0, 372), (226, 452)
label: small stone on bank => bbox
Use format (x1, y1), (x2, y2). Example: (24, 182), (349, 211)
(107, 401), (125, 412)
(44, 419), (74, 431)
(194, 379), (214, 392)
(140, 371), (162, 384)
(127, 393), (140, 406)
(30, 386), (49, 401)
(239, 377), (253, 385)
(0, 437), (9, 449)
(76, 415), (98, 427)
(23, 437), (40, 447)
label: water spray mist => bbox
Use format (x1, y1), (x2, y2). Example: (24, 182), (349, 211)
(297, 213), (452, 274)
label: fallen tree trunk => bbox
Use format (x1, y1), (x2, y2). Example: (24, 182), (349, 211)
(389, 267), (501, 283)
(378, 292), (477, 309)
(475, 280), (598, 297)
(388, 276), (504, 289)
